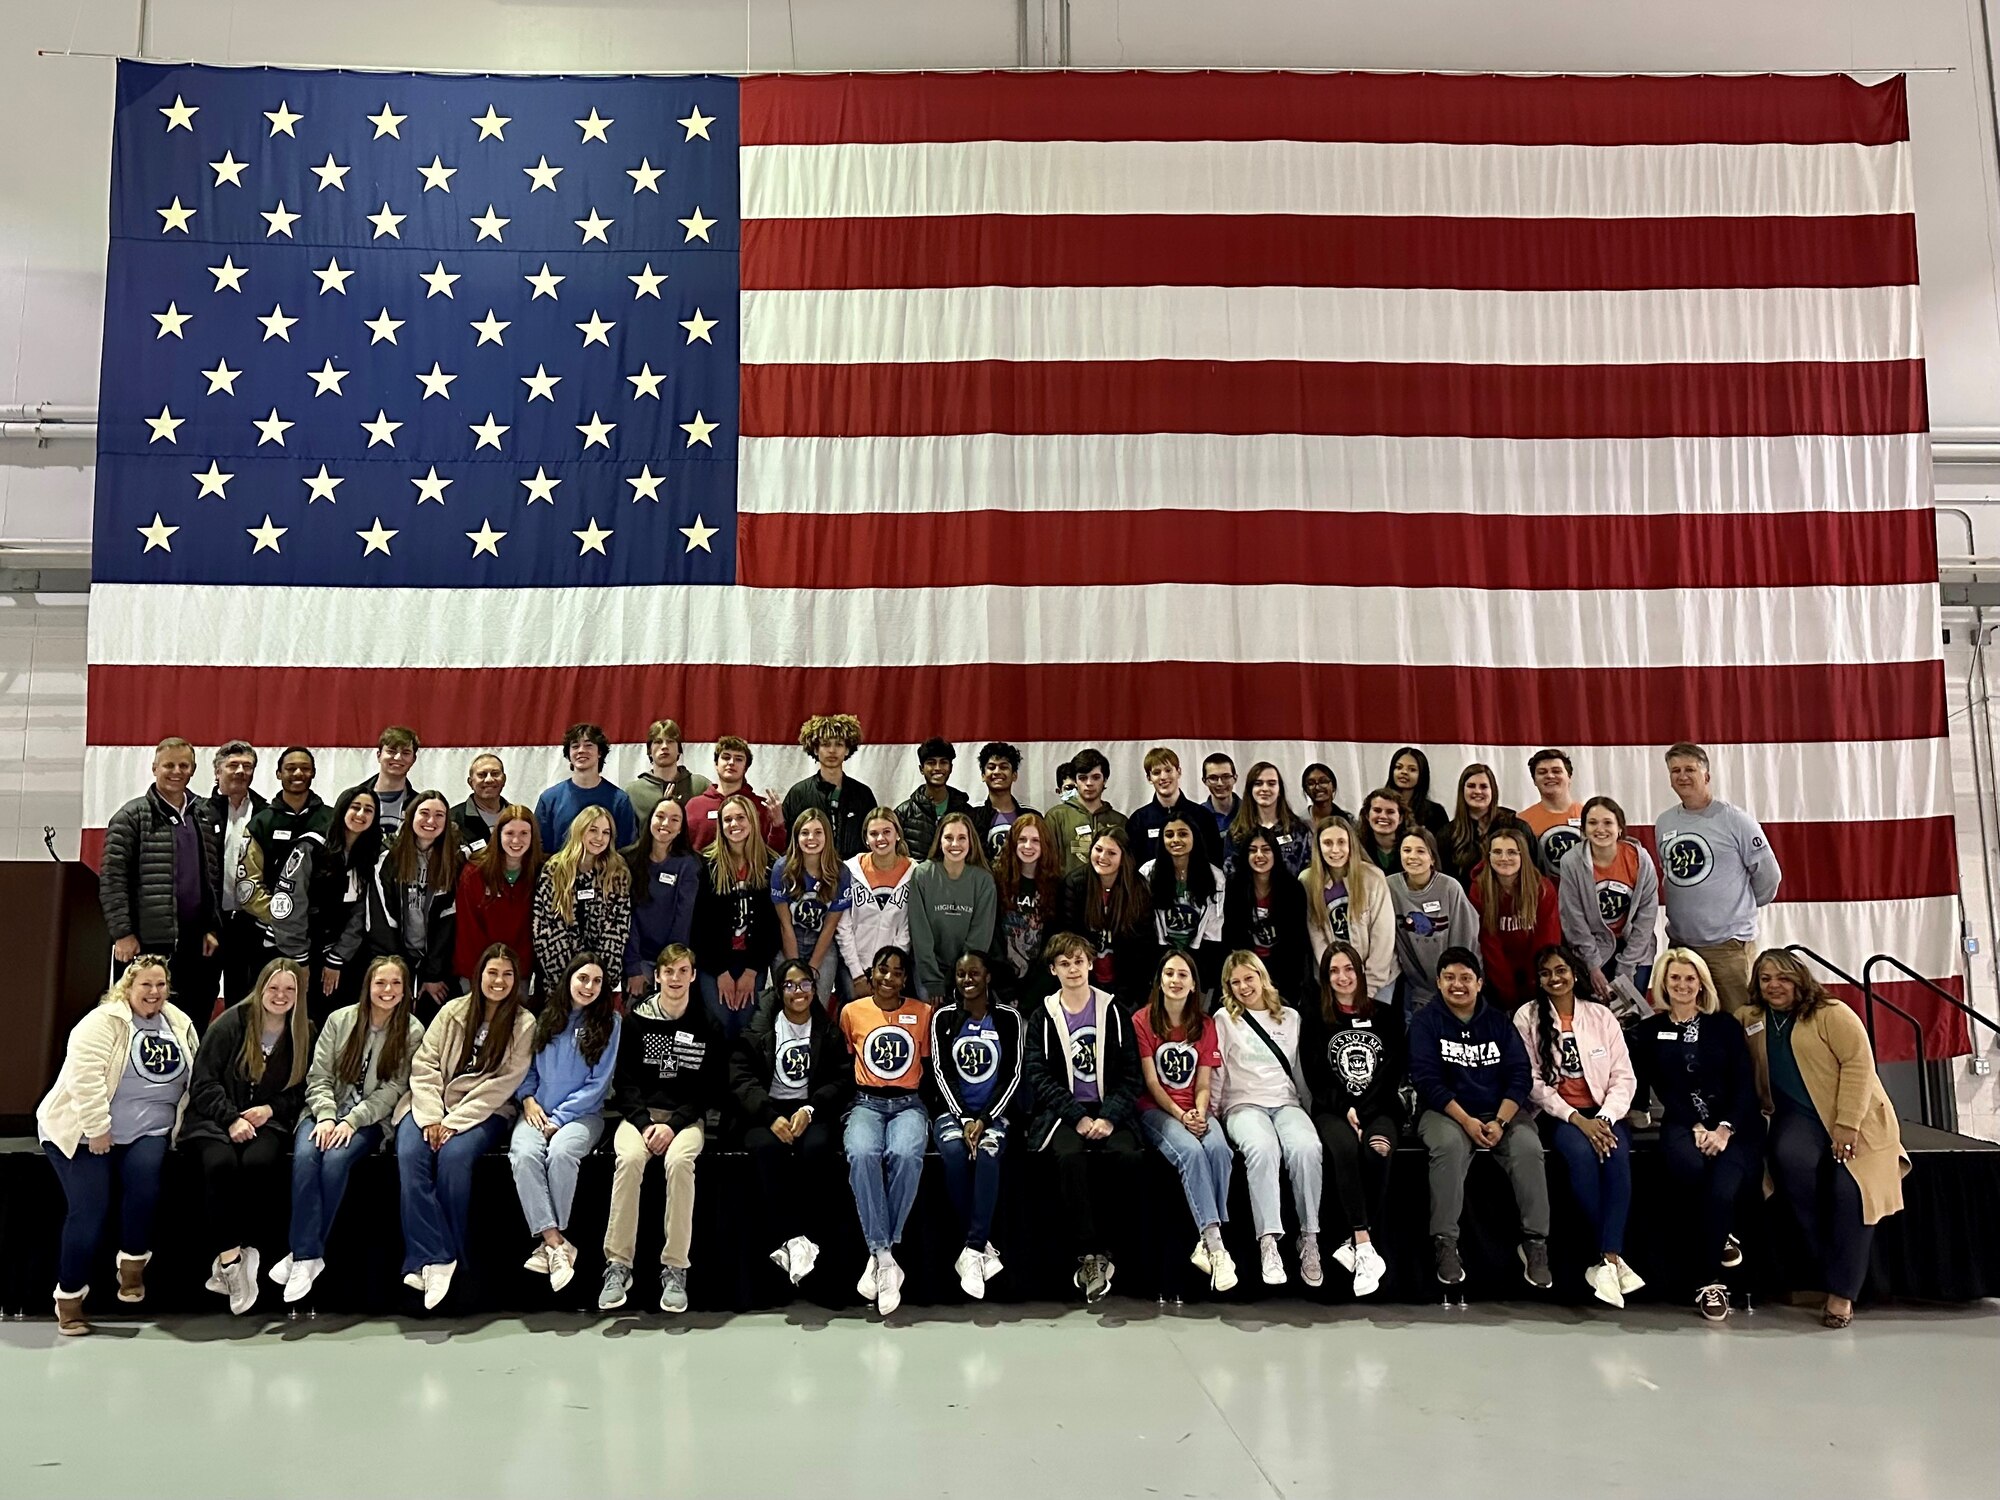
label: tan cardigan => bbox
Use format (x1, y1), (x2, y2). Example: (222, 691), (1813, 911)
(37, 999), (201, 1156)
(397, 994), (536, 1133)
(1741, 999), (1910, 1224)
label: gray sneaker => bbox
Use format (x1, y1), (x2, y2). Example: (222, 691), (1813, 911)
(1433, 1235), (1466, 1285)
(598, 1262), (632, 1312)
(1520, 1238), (1553, 1290)
(1077, 1254), (1111, 1303)
(659, 1264), (689, 1314)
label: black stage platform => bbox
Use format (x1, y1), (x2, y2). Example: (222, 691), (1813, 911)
(2, 1122), (1994, 1319)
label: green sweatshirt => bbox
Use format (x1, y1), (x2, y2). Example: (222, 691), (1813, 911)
(907, 860), (999, 995)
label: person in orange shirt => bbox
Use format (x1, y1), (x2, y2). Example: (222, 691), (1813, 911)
(839, 946), (933, 1317)
(1520, 749), (1585, 877)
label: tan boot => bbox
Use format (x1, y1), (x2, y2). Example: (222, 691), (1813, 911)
(54, 1289), (90, 1336)
(116, 1252), (150, 1304)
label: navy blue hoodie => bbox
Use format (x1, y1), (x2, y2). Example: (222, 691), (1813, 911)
(1407, 997), (1531, 1120)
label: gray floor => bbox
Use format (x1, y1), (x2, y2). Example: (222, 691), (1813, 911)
(3, 1300), (1996, 1498)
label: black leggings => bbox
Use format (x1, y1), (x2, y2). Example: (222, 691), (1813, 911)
(189, 1130), (289, 1258)
(1047, 1122), (1141, 1257)
(742, 1119), (836, 1248)
(1316, 1111), (1396, 1235)
(1768, 1106), (1874, 1302)
(1658, 1122), (1762, 1280)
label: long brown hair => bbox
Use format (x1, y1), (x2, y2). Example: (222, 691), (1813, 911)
(780, 806), (844, 900)
(1076, 829), (1150, 940)
(387, 789), (464, 893)
(1473, 826), (1542, 932)
(336, 954), (415, 1087)
(471, 803), (544, 898)
(235, 957), (312, 1088)
(1228, 760), (1304, 846)
(1143, 949), (1208, 1044)
(457, 943), (527, 1078)
(929, 810), (991, 869)
(535, 954), (618, 1066)
(1447, 762), (1511, 875)
(1317, 939), (1374, 1023)
(1751, 948), (1835, 1022)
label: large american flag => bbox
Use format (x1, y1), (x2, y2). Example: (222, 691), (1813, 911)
(85, 64), (1964, 1056)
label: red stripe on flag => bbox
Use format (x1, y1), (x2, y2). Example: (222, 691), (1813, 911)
(741, 359), (1930, 439)
(85, 659), (1943, 751)
(1822, 978), (1970, 1064)
(740, 508), (1939, 591)
(742, 214), (1920, 292)
(740, 72), (1908, 147)
(1633, 817), (1960, 904)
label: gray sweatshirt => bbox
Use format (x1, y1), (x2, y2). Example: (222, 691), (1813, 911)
(1654, 799), (1782, 945)
(305, 1003), (426, 1130)
(907, 860), (999, 996)
(1387, 872), (1481, 1011)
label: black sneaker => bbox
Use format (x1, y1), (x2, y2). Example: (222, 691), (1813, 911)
(1433, 1235), (1466, 1285)
(1519, 1238), (1553, 1290)
(1696, 1283), (1731, 1322)
(1720, 1234), (1744, 1269)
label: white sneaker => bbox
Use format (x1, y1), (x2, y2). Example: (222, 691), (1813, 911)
(1353, 1243), (1387, 1298)
(1210, 1247), (1239, 1293)
(403, 1271), (424, 1292)
(1331, 1238), (1359, 1274)
(226, 1248), (260, 1316)
(205, 1256), (228, 1295)
(267, 1253), (295, 1286)
(524, 1244), (551, 1275)
(1585, 1261), (1626, 1309)
(856, 1257), (879, 1302)
(547, 1241), (577, 1293)
(788, 1237), (820, 1284)
(282, 1258), (324, 1304)
(954, 1247), (987, 1300)
(876, 1256), (904, 1316)
(421, 1261), (456, 1311)
(769, 1243), (794, 1281)
(1258, 1235), (1286, 1286)
(1614, 1260), (1647, 1297)
(980, 1242), (1002, 1282)
(1190, 1240), (1212, 1275)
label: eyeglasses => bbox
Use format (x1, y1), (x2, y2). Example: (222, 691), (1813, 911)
(782, 979), (815, 992)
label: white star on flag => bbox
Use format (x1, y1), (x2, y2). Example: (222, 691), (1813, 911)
(629, 264), (667, 299)
(577, 413), (617, 449)
(521, 365), (561, 401)
(360, 410), (402, 447)
(470, 205), (510, 242)
(307, 359), (348, 396)
(575, 208), (614, 244)
(208, 256), (248, 292)
(203, 359), (241, 395)
(365, 308), (405, 344)
(471, 105), (510, 139)
(261, 201), (299, 237)
(152, 302), (191, 339)
(575, 108), (613, 142)
(524, 264), (564, 300)
(160, 95), (198, 131)
(418, 155), (456, 191)
(192, 461), (233, 498)
(680, 309), (717, 344)
(680, 514), (718, 551)
(467, 520), (507, 556)
(247, 515), (288, 553)
(470, 310), (510, 346)
(258, 304), (298, 341)
(525, 156), (563, 191)
(420, 262), (461, 299)
(356, 518), (398, 555)
(138, 513), (179, 551)
(627, 466), (665, 502)
(209, 151), (247, 187)
(678, 106), (714, 140)
(521, 467), (561, 503)
(303, 465), (343, 501)
(680, 410), (718, 447)
(367, 202), (406, 239)
(146, 406), (183, 442)
(628, 159), (663, 193)
(575, 311), (614, 347)
(416, 363), (457, 399)
(264, 101), (303, 137)
(253, 408), (294, 446)
(158, 198), (196, 233)
(470, 413), (510, 450)
(412, 466), (453, 502)
(314, 258), (354, 295)
(368, 103), (407, 139)
(311, 154), (350, 191)
(679, 207), (715, 242)
(573, 517), (613, 554)
(627, 364), (665, 398)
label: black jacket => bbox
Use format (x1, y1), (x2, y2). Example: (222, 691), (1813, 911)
(895, 783), (973, 863)
(178, 1000), (306, 1143)
(1297, 998), (1405, 1127)
(1221, 875), (1312, 1001)
(1055, 869), (1157, 1013)
(610, 995), (726, 1134)
(1127, 793), (1226, 873)
(690, 862), (780, 976)
(242, 792), (330, 901)
(781, 774), (880, 860)
(1023, 990), (1143, 1147)
(328, 847), (458, 987)
(451, 798), (502, 857)
(970, 799), (1041, 863)
(925, 1000), (1026, 1125)
(1630, 1009), (1764, 1135)
(100, 786), (221, 948)
(731, 995), (852, 1128)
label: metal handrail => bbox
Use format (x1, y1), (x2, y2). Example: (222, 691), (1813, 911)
(1863, 954), (2000, 1042)
(1784, 945), (1931, 1127)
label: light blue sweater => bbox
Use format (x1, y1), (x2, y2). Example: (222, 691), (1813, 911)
(516, 1008), (623, 1128)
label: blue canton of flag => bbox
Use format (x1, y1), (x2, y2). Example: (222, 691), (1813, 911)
(94, 62), (739, 587)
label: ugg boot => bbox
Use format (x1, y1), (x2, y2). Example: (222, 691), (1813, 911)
(116, 1251), (151, 1304)
(54, 1288), (90, 1336)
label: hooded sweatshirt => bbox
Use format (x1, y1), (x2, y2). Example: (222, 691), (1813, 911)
(1407, 997), (1531, 1121)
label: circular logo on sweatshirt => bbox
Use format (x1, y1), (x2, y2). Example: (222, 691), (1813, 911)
(775, 1037), (813, 1087)
(951, 1033), (1000, 1085)
(1154, 1039), (1199, 1090)
(130, 1025), (187, 1082)
(1067, 1026), (1100, 1081)
(1540, 826), (1583, 868)
(1325, 891), (1351, 943)
(1597, 880), (1635, 927)
(1334, 1031), (1383, 1090)
(863, 1024), (917, 1082)
(1661, 832), (1714, 888)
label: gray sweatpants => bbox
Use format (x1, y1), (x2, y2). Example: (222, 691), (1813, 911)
(1417, 1110), (1550, 1240)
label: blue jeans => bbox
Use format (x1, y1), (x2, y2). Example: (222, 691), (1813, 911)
(699, 967), (767, 1042)
(845, 1094), (927, 1252)
(1141, 1108), (1234, 1232)
(43, 1135), (169, 1293)
(396, 1111), (511, 1273)
(933, 1113), (1007, 1248)
(289, 1117), (383, 1261)
(508, 1115), (605, 1236)
(1542, 1115), (1633, 1257)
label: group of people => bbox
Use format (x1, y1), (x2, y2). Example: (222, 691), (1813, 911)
(41, 722), (1906, 1333)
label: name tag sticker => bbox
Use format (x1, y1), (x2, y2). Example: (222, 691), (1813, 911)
(1657, 1030), (1680, 1041)
(272, 829), (292, 840)
(1745, 1021), (1765, 1036)
(1589, 1047), (1606, 1058)
(577, 888), (595, 902)
(659, 871), (678, 886)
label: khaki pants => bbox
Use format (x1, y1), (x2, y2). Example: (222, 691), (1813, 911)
(1692, 940), (1755, 1015)
(603, 1118), (704, 1270)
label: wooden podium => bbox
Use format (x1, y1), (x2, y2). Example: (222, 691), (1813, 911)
(0, 861), (109, 1128)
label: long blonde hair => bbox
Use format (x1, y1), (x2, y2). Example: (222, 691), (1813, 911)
(1220, 950), (1285, 1020)
(706, 793), (775, 892)
(234, 957), (312, 1088)
(542, 805), (633, 923)
(1302, 815), (1380, 944)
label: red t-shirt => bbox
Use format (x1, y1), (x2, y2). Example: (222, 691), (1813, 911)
(1131, 1009), (1222, 1113)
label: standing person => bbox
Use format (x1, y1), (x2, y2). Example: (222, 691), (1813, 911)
(733, 959), (852, 1288)
(1301, 763), (1351, 828)
(1407, 948), (1552, 1290)
(274, 953), (422, 1304)
(1520, 748), (1586, 877)
(909, 812), (999, 1000)
(1140, 811), (1227, 993)
(837, 809), (917, 996)
(181, 957), (311, 1314)
(1132, 951), (1238, 1293)
(296, 789), (383, 1020)
(1057, 831), (1155, 1014)
(1655, 743), (1783, 1014)
(1474, 827), (1563, 1012)
(535, 723), (638, 853)
(100, 736), (222, 1030)
(840, 946), (934, 1316)
(1302, 817), (1396, 1001)
(1631, 949), (1763, 1322)
(1221, 828), (1312, 1002)
(1200, 754), (1240, 844)
(1388, 829), (1481, 1014)
(452, 753), (510, 857)
(1742, 949), (1908, 1329)
(1042, 748), (1127, 877)
(993, 812), (1061, 1000)
(1299, 942), (1400, 1298)
(1387, 747), (1451, 842)
(691, 794), (780, 1039)
(396, 943), (537, 1310)
(532, 806), (634, 987)
(781, 713), (877, 858)
(1215, 951), (1324, 1288)
(598, 944), (721, 1314)
(895, 737), (973, 861)
(1515, 943), (1644, 1308)
(1227, 762), (1311, 876)
(342, 725), (419, 837)
(771, 807), (853, 1003)
(454, 806), (543, 989)
(621, 797), (700, 1000)
(237, 747), (331, 1000)
(1128, 747), (1227, 872)
(37, 957), (197, 1334)
(209, 740), (268, 1004)
(1444, 762), (1530, 887)
(625, 719), (711, 830)
(327, 790), (463, 1022)
(1357, 789), (1409, 878)
(927, 951), (1025, 1298)
(970, 741), (1038, 863)
(1024, 932), (1144, 1303)
(1559, 796), (1661, 1009)
(685, 735), (787, 851)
